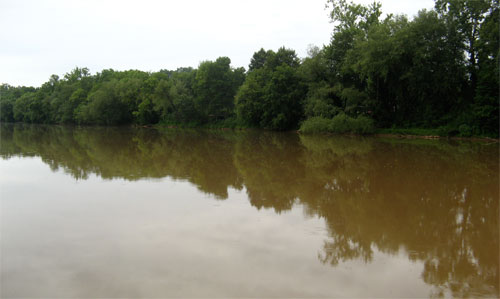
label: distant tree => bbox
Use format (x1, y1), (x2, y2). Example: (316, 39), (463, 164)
(0, 84), (17, 122)
(471, 1), (499, 136)
(300, 46), (341, 119)
(76, 80), (131, 125)
(1, 0), (497, 136)
(236, 48), (306, 130)
(435, 0), (495, 96)
(13, 92), (49, 123)
(248, 48), (271, 71)
(265, 47), (301, 70)
(194, 57), (244, 122)
(236, 68), (270, 126)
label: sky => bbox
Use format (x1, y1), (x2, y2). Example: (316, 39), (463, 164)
(0, 0), (434, 87)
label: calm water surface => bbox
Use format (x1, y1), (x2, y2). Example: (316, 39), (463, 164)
(1, 124), (498, 298)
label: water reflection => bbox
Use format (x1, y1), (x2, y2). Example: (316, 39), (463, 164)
(1, 123), (498, 297)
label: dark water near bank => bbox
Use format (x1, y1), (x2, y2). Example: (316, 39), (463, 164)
(1, 124), (498, 298)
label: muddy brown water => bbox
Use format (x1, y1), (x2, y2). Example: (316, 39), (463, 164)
(1, 124), (498, 298)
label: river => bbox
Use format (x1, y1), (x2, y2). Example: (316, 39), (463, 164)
(0, 124), (498, 298)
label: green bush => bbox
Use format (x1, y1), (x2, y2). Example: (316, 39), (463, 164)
(350, 115), (375, 134)
(458, 124), (472, 137)
(329, 113), (349, 133)
(300, 114), (375, 134)
(299, 116), (334, 133)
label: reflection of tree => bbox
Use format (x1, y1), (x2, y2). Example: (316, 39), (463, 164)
(1, 124), (498, 297)
(298, 136), (499, 298)
(233, 131), (305, 213)
(1, 124), (242, 199)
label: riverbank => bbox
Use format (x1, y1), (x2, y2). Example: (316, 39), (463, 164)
(147, 123), (498, 142)
(374, 128), (499, 142)
(374, 133), (498, 143)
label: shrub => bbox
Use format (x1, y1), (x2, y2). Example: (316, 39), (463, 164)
(350, 115), (375, 134)
(300, 113), (375, 134)
(329, 113), (350, 133)
(458, 124), (472, 137)
(299, 116), (333, 133)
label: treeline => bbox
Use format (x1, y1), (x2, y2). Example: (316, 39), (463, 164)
(0, 0), (498, 137)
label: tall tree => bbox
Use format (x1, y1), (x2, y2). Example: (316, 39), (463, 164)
(236, 48), (306, 130)
(435, 0), (495, 96)
(194, 57), (244, 122)
(471, 1), (499, 135)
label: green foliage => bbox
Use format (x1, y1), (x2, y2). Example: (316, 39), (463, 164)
(0, 0), (498, 137)
(262, 64), (305, 130)
(434, 0), (495, 90)
(300, 114), (374, 134)
(235, 68), (268, 126)
(471, 2), (499, 137)
(349, 115), (375, 134)
(299, 117), (334, 133)
(300, 46), (342, 119)
(133, 98), (158, 125)
(236, 47), (306, 130)
(194, 57), (245, 122)
(458, 124), (473, 137)
(1, 84), (29, 122)
(13, 92), (50, 123)
(316, 0), (497, 136)
(248, 48), (271, 71)
(302, 83), (341, 119)
(0, 97), (15, 122)
(76, 80), (131, 125)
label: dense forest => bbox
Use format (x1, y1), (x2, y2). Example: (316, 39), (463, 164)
(0, 0), (498, 137)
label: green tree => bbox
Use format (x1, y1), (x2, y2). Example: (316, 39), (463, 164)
(236, 47), (306, 130)
(345, 10), (466, 127)
(1, 84), (20, 122)
(319, 0), (383, 121)
(435, 0), (495, 95)
(235, 68), (269, 126)
(471, 1), (499, 136)
(194, 57), (244, 122)
(300, 45), (342, 119)
(248, 48), (272, 71)
(13, 92), (49, 123)
(76, 80), (131, 125)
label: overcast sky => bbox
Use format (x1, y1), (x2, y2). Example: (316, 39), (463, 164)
(0, 0), (434, 87)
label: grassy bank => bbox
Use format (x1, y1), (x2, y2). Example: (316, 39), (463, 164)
(298, 116), (498, 140)
(376, 127), (498, 139)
